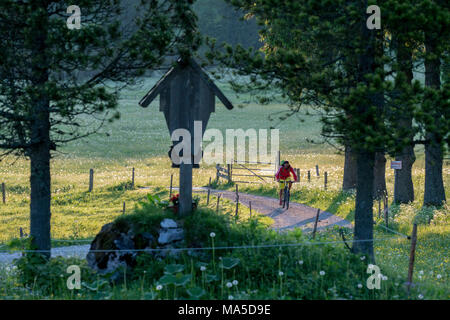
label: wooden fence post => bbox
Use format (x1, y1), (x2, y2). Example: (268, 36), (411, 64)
(312, 209), (320, 239)
(407, 223), (418, 293)
(1, 182), (5, 204)
(122, 202), (126, 215)
(235, 184), (239, 218)
(249, 201), (252, 218)
(384, 193), (389, 227)
(216, 164), (219, 181)
(216, 194), (221, 213)
(131, 167), (135, 189)
(19, 227), (23, 238)
(308, 170), (311, 183)
(227, 164), (232, 182)
(296, 169), (300, 182)
(378, 198), (381, 219)
(88, 169), (94, 192)
(324, 172), (328, 190)
(169, 174), (173, 199)
(207, 177), (211, 205)
(316, 165), (320, 177)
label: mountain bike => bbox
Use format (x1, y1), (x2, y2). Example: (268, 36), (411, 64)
(281, 180), (295, 209)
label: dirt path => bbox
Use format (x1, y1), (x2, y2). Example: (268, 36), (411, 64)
(192, 187), (352, 232)
(0, 188), (352, 265)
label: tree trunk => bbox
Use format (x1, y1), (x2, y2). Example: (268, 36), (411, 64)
(29, 0), (51, 257)
(29, 131), (52, 257)
(424, 137), (446, 206)
(393, 41), (415, 204)
(373, 152), (386, 199)
(423, 35), (446, 206)
(352, 150), (375, 262)
(394, 144), (415, 203)
(343, 144), (357, 190)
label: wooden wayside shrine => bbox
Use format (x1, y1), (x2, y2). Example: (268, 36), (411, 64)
(139, 57), (234, 215)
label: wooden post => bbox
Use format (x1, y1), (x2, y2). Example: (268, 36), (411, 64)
(378, 198), (381, 219)
(20, 227), (23, 238)
(407, 224), (418, 293)
(312, 209), (320, 239)
(227, 164), (232, 182)
(384, 194), (389, 227)
(324, 172), (328, 190)
(131, 168), (135, 189)
(88, 169), (94, 192)
(122, 202), (126, 215)
(216, 164), (219, 181)
(249, 201), (252, 218)
(207, 177), (211, 205)
(216, 194), (221, 213)
(296, 169), (300, 182)
(235, 184), (239, 218)
(316, 165), (320, 177)
(308, 170), (311, 183)
(1, 182), (5, 204)
(169, 174), (173, 199)
(179, 162), (193, 216)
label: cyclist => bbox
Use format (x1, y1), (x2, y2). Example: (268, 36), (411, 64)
(275, 160), (298, 206)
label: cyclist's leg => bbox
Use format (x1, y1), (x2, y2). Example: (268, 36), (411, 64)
(279, 180), (285, 204)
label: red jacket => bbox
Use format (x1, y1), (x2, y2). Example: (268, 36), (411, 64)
(276, 166), (298, 181)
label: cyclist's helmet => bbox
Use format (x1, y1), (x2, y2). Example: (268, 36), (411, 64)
(281, 160), (289, 166)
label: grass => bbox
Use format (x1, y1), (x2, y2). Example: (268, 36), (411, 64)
(0, 200), (430, 300)
(0, 77), (448, 299)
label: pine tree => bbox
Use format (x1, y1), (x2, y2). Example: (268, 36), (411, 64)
(211, 0), (428, 259)
(0, 0), (200, 256)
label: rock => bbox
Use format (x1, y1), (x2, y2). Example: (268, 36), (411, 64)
(158, 228), (184, 245)
(87, 217), (186, 277)
(161, 218), (178, 229)
(87, 222), (152, 275)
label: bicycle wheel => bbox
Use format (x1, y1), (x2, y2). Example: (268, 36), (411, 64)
(284, 186), (290, 209)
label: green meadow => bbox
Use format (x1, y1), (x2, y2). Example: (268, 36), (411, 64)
(0, 77), (448, 299)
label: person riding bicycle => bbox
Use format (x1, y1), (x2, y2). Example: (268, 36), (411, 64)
(275, 160), (298, 206)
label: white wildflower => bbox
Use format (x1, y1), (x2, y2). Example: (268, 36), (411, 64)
(319, 271), (325, 276)
(210, 232), (216, 238)
(226, 282), (233, 288)
(232, 280), (238, 286)
(156, 285), (163, 291)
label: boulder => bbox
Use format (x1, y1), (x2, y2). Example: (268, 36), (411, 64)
(87, 217), (186, 276)
(160, 218), (178, 229)
(158, 228), (184, 245)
